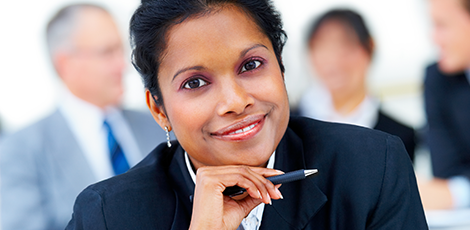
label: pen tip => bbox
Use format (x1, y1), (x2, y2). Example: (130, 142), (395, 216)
(305, 169), (318, 177)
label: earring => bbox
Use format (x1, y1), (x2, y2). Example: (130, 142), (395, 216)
(165, 126), (172, 148)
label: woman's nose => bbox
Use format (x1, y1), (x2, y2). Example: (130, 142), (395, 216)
(216, 77), (254, 116)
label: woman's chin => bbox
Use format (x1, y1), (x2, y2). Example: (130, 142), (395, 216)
(228, 152), (272, 167)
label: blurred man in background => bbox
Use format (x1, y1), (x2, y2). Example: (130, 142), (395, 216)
(0, 4), (166, 230)
(420, 0), (470, 210)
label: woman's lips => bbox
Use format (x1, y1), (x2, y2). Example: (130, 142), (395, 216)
(211, 114), (266, 141)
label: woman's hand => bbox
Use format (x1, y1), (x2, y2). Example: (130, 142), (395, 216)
(189, 166), (284, 230)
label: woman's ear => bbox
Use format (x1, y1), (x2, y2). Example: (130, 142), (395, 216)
(145, 90), (171, 131)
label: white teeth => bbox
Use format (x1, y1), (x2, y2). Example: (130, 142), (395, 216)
(229, 123), (257, 135)
(244, 124), (255, 132)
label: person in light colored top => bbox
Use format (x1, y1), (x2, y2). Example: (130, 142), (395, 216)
(0, 4), (166, 230)
(420, 0), (470, 211)
(296, 9), (416, 160)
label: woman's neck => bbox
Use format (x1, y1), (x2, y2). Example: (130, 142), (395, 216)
(330, 87), (367, 116)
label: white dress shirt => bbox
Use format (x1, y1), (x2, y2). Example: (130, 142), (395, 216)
(185, 151), (276, 230)
(59, 88), (143, 181)
(298, 85), (379, 128)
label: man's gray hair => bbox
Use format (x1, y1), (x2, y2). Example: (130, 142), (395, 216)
(46, 4), (108, 61)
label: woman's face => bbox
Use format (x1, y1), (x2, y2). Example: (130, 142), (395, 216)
(151, 6), (289, 169)
(309, 21), (371, 95)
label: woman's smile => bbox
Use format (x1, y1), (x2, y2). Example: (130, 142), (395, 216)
(210, 113), (267, 141)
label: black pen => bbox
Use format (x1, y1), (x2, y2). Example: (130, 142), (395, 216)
(222, 169), (319, 197)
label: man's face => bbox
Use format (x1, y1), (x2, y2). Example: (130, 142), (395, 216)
(60, 9), (125, 108)
(431, 0), (470, 73)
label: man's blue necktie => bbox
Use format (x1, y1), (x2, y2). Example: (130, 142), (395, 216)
(103, 120), (130, 175)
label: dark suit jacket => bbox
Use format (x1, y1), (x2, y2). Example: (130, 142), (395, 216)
(66, 117), (427, 229)
(0, 109), (166, 230)
(374, 111), (416, 161)
(425, 63), (470, 179)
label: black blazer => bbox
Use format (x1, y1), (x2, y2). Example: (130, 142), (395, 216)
(425, 63), (470, 179)
(66, 117), (427, 229)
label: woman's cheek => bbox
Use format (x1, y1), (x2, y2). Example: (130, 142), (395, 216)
(260, 72), (286, 98)
(173, 93), (214, 125)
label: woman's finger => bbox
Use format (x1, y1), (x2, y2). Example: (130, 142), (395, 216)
(242, 167), (283, 203)
(196, 166), (283, 203)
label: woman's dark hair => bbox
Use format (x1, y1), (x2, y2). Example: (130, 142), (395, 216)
(130, 0), (287, 106)
(306, 9), (373, 56)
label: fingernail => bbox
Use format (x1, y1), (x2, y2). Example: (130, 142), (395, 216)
(267, 193), (272, 205)
(257, 190), (262, 199)
(276, 187), (283, 199)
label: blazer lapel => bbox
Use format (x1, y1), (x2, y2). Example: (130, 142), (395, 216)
(46, 110), (96, 192)
(260, 128), (327, 230)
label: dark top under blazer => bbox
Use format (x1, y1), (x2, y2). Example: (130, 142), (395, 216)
(292, 108), (416, 161)
(374, 110), (416, 161)
(66, 117), (427, 230)
(425, 63), (470, 179)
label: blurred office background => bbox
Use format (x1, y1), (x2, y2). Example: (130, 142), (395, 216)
(0, 0), (436, 181)
(0, 0), (434, 134)
(0, 0), (145, 134)
(0, 0), (456, 228)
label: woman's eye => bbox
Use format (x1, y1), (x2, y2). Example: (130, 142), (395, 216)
(241, 60), (261, 73)
(183, 78), (208, 89)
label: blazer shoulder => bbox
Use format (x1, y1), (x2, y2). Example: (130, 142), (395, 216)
(374, 110), (415, 157)
(375, 111), (414, 138)
(122, 108), (152, 118)
(83, 142), (174, 196)
(121, 109), (161, 130)
(289, 116), (391, 143)
(68, 144), (179, 229)
(121, 109), (156, 124)
(0, 110), (64, 150)
(425, 62), (467, 88)
(121, 109), (166, 154)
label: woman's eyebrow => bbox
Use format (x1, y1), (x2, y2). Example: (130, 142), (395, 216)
(239, 44), (268, 59)
(172, 66), (205, 82)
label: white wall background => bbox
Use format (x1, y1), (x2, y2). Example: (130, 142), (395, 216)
(0, 0), (437, 134)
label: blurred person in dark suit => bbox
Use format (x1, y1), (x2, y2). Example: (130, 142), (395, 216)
(420, 0), (470, 210)
(0, 4), (166, 230)
(295, 9), (416, 161)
